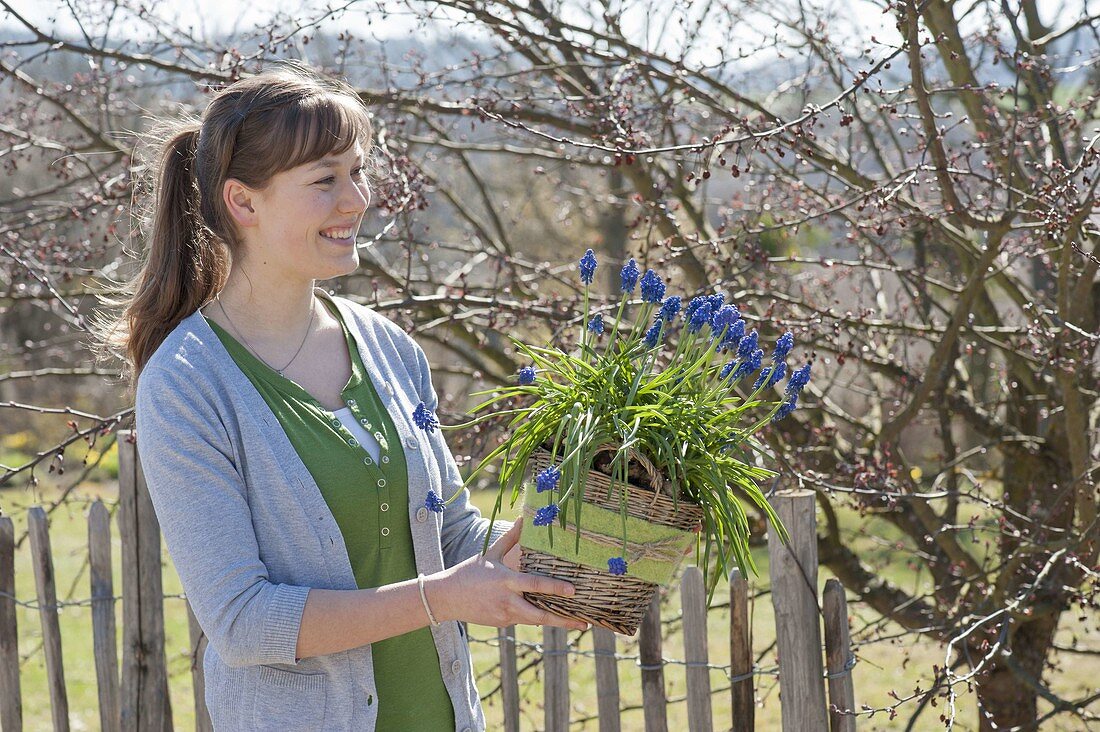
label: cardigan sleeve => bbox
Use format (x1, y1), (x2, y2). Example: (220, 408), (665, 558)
(406, 336), (512, 565)
(135, 364), (311, 668)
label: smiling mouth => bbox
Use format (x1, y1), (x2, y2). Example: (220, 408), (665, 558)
(320, 226), (357, 243)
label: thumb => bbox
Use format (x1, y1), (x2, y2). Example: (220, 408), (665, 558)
(485, 517), (523, 560)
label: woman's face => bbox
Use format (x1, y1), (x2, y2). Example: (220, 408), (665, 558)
(234, 142), (371, 286)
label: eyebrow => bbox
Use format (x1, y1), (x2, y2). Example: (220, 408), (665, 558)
(308, 157), (365, 171)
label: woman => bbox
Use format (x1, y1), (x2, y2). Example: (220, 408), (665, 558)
(92, 62), (584, 731)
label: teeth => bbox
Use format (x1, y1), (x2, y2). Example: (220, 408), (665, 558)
(321, 228), (353, 239)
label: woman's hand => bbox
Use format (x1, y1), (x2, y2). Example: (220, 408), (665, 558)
(425, 518), (589, 631)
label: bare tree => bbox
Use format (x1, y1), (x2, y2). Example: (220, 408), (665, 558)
(2, 0), (1099, 727)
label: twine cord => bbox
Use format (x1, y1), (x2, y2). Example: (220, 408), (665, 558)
(521, 504), (688, 565)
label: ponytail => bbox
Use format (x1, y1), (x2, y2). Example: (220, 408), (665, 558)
(89, 122), (229, 393)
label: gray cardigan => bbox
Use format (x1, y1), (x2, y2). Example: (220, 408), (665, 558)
(135, 289), (508, 731)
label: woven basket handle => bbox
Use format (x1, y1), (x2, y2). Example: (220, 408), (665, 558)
(592, 443), (670, 504)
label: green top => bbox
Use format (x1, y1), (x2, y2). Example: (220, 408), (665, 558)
(204, 293), (455, 731)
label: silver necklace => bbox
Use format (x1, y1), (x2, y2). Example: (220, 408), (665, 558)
(216, 292), (316, 377)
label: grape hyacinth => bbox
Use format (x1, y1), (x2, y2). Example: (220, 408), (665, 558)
(772, 331), (794, 362)
(686, 299), (714, 334)
(425, 490), (445, 513)
(643, 318), (664, 348)
(719, 361), (736, 380)
(535, 465), (561, 493)
(753, 361), (787, 391)
(588, 314), (605, 335)
(412, 402), (439, 433)
(721, 319), (746, 351)
(518, 365), (536, 385)
(579, 249), (598, 285)
(786, 362), (812, 397)
(711, 305), (739, 337)
(607, 557), (628, 576)
(639, 270), (666, 303)
(620, 258), (639, 293)
(737, 329), (759, 361)
(533, 504), (560, 526)
(772, 393), (799, 423)
(732, 348), (764, 380)
(658, 295), (682, 322)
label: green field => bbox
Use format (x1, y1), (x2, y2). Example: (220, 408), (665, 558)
(2, 477), (1096, 731)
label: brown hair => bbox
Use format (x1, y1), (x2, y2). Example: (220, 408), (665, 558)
(90, 60), (372, 392)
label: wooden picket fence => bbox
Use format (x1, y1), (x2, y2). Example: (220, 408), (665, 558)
(0, 431), (858, 730)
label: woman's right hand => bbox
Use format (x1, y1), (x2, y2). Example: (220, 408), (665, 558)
(425, 517), (589, 631)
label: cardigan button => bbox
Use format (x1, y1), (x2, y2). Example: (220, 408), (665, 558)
(405, 436), (418, 450)
(416, 507), (428, 523)
(451, 659), (462, 675)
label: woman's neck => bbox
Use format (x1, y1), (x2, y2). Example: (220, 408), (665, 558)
(203, 272), (323, 348)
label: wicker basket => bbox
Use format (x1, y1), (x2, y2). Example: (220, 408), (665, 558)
(519, 446), (703, 635)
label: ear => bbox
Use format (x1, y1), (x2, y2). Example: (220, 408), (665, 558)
(222, 178), (258, 228)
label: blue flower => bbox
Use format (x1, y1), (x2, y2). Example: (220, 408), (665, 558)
(721, 319), (745, 351)
(719, 361), (736, 380)
(588, 314), (605, 335)
(425, 490), (445, 513)
(607, 557), (628, 576)
(772, 394), (798, 423)
(687, 300), (714, 334)
(753, 361), (786, 391)
(643, 318), (664, 348)
(639, 270), (666, 303)
(412, 402), (439, 433)
(786, 362), (812, 396)
(683, 295), (708, 323)
(711, 305), (739, 335)
(535, 465), (561, 493)
(732, 348), (763, 380)
(736, 329), (759, 361)
(533, 504), (560, 526)
(772, 331), (794, 362)
(620, 258), (639, 293)
(658, 296), (682, 322)
(707, 293), (726, 311)
(579, 249), (598, 285)
(518, 366), (536, 385)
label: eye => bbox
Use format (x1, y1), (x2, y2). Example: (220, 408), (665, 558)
(315, 176), (335, 186)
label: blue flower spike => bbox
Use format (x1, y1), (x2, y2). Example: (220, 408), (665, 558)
(518, 365), (536, 385)
(533, 504), (560, 526)
(588, 314), (605, 335)
(772, 393), (799, 423)
(639, 270), (666, 303)
(620, 258), (639, 293)
(772, 331), (794, 362)
(535, 465), (561, 493)
(786, 362), (812, 397)
(608, 557), (628, 576)
(737, 329), (759, 361)
(579, 249), (598, 285)
(425, 490), (446, 513)
(412, 401), (439, 433)
(643, 318), (664, 348)
(721, 319), (746, 351)
(711, 304), (739, 336)
(658, 296), (682, 322)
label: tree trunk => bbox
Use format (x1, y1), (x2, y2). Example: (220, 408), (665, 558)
(974, 613), (1059, 731)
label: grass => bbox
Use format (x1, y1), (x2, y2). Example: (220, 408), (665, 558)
(1, 478), (1097, 731)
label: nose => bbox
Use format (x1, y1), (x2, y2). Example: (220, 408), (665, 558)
(339, 177), (370, 215)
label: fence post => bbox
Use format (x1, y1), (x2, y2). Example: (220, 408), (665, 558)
(186, 603), (213, 732)
(639, 591), (667, 732)
(498, 625), (519, 732)
(592, 627), (620, 732)
(823, 579), (857, 731)
(543, 625), (569, 732)
(767, 489), (827, 731)
(89, 501), (120, 732)
(118, 430), (172, 732)
(27, 507), (69, 732)
(0, 516), (23, 732)
(729, 567), (753, 731)
(681, 566), (713, 732)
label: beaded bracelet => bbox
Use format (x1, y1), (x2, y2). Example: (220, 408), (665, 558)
(417, 573), (441, 627)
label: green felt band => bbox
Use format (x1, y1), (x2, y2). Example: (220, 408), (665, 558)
(519, 490), (697, 586)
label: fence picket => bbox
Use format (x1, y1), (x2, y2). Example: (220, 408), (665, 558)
(118, 431), (172, 731)
(89, 501), (120, 732)
(729, 568), (753, 731)
(543, 625), (569, 732)
(824, 579), (857, 731)
(768, 489), (828, 731)
(186, 603), (212, 732)
(639, 591), (667, 732)
(681, 567), (713, 732)
(592, 627), (620, 732)
(28, 507), (69, 732)
(0, 516), (23, 732)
